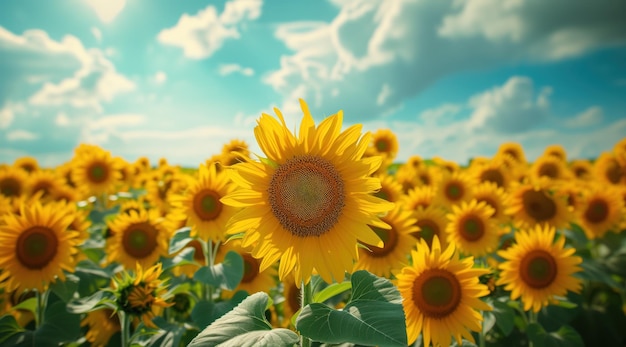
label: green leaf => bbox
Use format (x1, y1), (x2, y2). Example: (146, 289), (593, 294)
(67, 290), (115, 314)
(0, 315), (25, 344)
(49, 273), (80, 303)
(313, 281), (352, 304)
(34, 293), (81, 345)
(10, 297), (37, 318)
(188, 292), (298, 347)
(527, 323), (584, 347)
(218, 329), (299, 347)
(296, 270), (407, 347)
(578, 258), (621, 289)
(191, 291), (248, 329)
(482, 310), (496, 335)
(160, 247), (197, 271)
(144, 317), (188, 347)
(490, 300), (515, 336)
(194, 251), (244, 290)
(168, 227), (193, 254)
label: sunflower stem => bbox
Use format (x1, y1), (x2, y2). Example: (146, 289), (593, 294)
(527, 310), (537, 347)
(300, 280), (313, 347)
(119, 310), (131, 347)
(35, 289), (49, 328)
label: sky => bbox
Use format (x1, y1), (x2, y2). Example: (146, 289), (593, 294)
(1, 0), (625, 167)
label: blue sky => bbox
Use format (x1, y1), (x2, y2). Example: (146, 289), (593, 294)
(1, 0), (625, 167)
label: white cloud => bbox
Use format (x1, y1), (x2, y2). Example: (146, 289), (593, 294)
(419, 103), (461, 125)
(467, 76), (551, 133)
(80, 113), (146, 144)
(0, 102), (25, 129)
(6, 130), (38, 141)
(218, 63), (255, 76)
(264, 0), (626, 122)
(91, 27), (102, 42)
(376, 84), (392, 106)
(565, 106), (603, 128)
(157, 0), (263, 59)
(154, 71), (167, 84)
(55, 112), (70, 126)
(84, 0), (126, 24)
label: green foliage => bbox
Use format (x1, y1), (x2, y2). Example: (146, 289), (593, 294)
(190, 291), (247, 330)
(168, 227), (193, 254)
(527, 323), (584, 347)
(194, 251), (244, 291)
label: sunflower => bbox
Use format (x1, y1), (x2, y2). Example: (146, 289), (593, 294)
(497, 224), (582, 312)
(372, 173), (404, 203)
(13, 157), (39, 174)
(0, 166), (28, 199)
(505, 179), (571, 230)
(81, 308), (121, 347)
(221, 99), (394, 286)
(222, 139), (251, 158)
(217, 239), (278, 298)
(613, 137), (626, 167)
(278, 272), (301, 328)
(436, 171), (475, 207)
(593, 152), (625, 186)
(354, 205), (418, 278)
(406, 155), (424, 170)
(396, 236), (492, 346)
(144, 167), (188, 214)
(369, 128), (399, 162)
(106, 209), (171, 270)
(403, 186), (437, 211)
(172, 163), (236, 242)
(496, 142), (527, 166)
(0, 200), (79, 293)
(569, 159), (594, 181)
(112, 262), (173, 329)
(472, 182), (510, 225)
(470, 157), (513, 189)
(72, 146), (121, 196)
(529, 155), (571, 181)
(54, 162), (77, 189)
(543, 144), (567, 162)
(554, 181), (586, 214)
(433, 157), (460, 174)
(446, 200), (498, 257)
(27, 169), (65, 200)
(576, 184), (624, 239)
(395, 166), (421, 193)
(412, 206), (449, 250)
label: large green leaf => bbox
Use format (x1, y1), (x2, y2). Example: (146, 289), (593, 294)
(49, 273), (79, 303)
(194, 251), (244, 290)
(296, 270), (407, 347)
(313, 281), (352, 304)
(0, 315), (24, 345)
(188, 292), (299, 347)
(191, 291), (249, 330)
(527, 323), (584, 347)
(67, 290), (115, 314)
(168, 227), (193, 254)
(34, 293), (81, 346)
(486, 299), (515, 336)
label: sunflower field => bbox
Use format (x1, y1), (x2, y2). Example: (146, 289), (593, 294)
(1, 99), (626, 347)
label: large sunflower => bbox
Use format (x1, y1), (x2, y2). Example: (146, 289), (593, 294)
(497, 224), (582, 312)
(576, 184), (624, 239)
(446, 200), (498, 257)
(173, 163), (236, 242)
(396, 236), (491, 346)
(0, 166), (28, 199)
(354, 205), (419, 278)
(217, 239), (278, 298)
(0, 200), (79, 292)
(72, 146), (121, 196)
(221, 99), (394, 286)
(505, 179), (571, 230)
(106, 209), (171, 270)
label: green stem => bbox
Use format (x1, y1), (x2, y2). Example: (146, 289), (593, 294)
(35, 290), (48, 328)
(119, 311), (131, 347)
(479, 311), (486, 347)
(300, 280), (313, 347)
(527, 310), (537, 347)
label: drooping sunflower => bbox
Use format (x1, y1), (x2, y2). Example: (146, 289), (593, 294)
(0, 166), (28, 199)
(81, 308), (121, 347)
(217, 239), (278, 298)
(13, 156), (39, 174)
(222, 138), (251, 159)
(354, 205), (418, 278)
(436, 171), (475, 207)
(403, 185), (437, 211)
(569, 159), (594, 181)
(543, 144), (567, 162)
(497, 224), (582, 312)
(396, 236), (492, 346)
(221, 99), (394, 286)
(472, 182), (510, 225)
(529, 155), (571, 182)
(72, 146), (121, 196)
(412, 206), (449, 250)
(112, 262), (173, 329)
(593, 152), (625, 186)
(0, 200), (79, 292)
(372, 173), (404, 203)
(446, 200), (498, 257)
(496, 142), (527, 166)
(172, 163), (237, 242)
(576, 184), (624, 239)
(505, 179), (572, 230)
(106, 209), (171, 270)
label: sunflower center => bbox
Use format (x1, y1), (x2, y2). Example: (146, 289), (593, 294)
(480, 169), (504, 187)
(522, 189), (556, 222)
(415, 219), (440, 248)
(87, 162), (109, 183)
(538, 163), (559, 179)
(412, 269), (461, 319)
(16, 226), (58, 269)
(419, 174), (431, 185)
(241, 254), (260, 283)
(362, 226), (397, 257)
(520, 250), (557, 289)
(584, 199), (609, 224)
(444, 182), (464, 201)
(574, 167), (589, 179)
(32, 181), (53, 198)
(268, 156), (345, 237)
(460, 216), (484, 242)
(504, 149), (520, 161)
(606, 163), (622, 184)
(122, 223), (158, 259)
(193, 189), (223, 221)
(375, 139), (389, 152)
(127, 285), (155, 312)
(0, 177), (21, 197)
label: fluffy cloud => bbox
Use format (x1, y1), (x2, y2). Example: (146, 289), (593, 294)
(84, 0), (127, 23)
(157, 0), (262, 59)
(6, 130), (38, 141)
(218, 63), (255, 76)
(565, 106), (603, 128)
(154, 71), (167, 84)
(264, 0), (626, 122)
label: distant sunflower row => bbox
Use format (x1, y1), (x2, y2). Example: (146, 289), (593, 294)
(0, 112), (625, 346)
